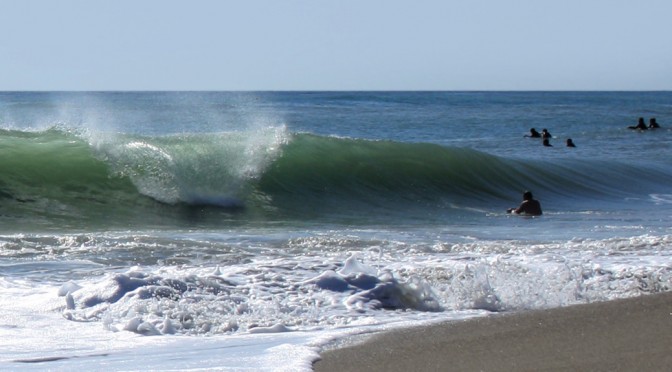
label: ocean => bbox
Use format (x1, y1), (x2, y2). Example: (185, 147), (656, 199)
(0, 91), (671, 370)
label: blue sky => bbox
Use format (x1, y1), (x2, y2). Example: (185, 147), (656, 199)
(1, 0), (670, 90)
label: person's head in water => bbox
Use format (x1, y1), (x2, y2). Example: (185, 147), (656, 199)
(543, 138), (552, 147)
(566, 138), (576, 147)
(523, 191), (533, 201)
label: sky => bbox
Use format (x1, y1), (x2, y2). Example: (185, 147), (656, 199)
(0, 0), (670, 91)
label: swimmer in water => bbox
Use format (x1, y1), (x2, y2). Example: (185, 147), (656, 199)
(507, 191), (543, 216)
(566, 138), (576, 147)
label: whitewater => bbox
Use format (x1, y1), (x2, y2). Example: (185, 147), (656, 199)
(0, 91), (671, 371)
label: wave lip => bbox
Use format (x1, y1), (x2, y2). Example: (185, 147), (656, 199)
(90, 126), (289, 205)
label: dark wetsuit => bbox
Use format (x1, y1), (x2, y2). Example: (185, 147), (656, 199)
(510, 199), (542, 216)
(649, 118), (660, 128)
(629, 118), (647, 130)
(527, 128), (541, 138)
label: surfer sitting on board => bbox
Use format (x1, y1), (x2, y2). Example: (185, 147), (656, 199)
(628, 117), (647, 130)
(649, 118), (660, 129)
(507, 191), (543, 216)
(525, 128), (541, 138)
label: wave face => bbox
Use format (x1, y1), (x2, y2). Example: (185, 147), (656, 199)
(1, 128), (671, 231)
(0, 126), (289, 231)
(257, 133), (672, 217)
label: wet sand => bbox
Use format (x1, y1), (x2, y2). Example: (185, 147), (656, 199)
(314, 292), (672, 372)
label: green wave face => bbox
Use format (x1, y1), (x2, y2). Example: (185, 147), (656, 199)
(1, 128), (670, 232)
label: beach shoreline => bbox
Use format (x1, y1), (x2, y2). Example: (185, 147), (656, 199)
(313, 292), (672, 372)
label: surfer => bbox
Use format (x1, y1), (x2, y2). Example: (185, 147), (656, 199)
(541, 129), (552, 139)
(525, 128), (541, 138)
(628, 117), (647, 130)
(507, 191), (543, 216)
(649, 118), (660, 128)
(543, 138), (552, 147)
(566, 138), (576, 147)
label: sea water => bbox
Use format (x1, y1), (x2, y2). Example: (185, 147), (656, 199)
(0, 91), (671, 370)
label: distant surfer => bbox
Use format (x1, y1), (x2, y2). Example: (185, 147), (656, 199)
(649, 118), (660, 129)
(507, 191), (543, 216)
(541, 129), (552, 139)
(543, 138), (552, 147)
(525, 128), (541, 138)
(566, 138), (576, 147)
(628, 117), (647, 130)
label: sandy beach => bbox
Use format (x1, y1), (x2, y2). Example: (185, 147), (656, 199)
(314, 292), (672, 371)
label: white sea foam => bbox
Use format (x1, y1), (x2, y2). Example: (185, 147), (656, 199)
(2, 232), (671, 370)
